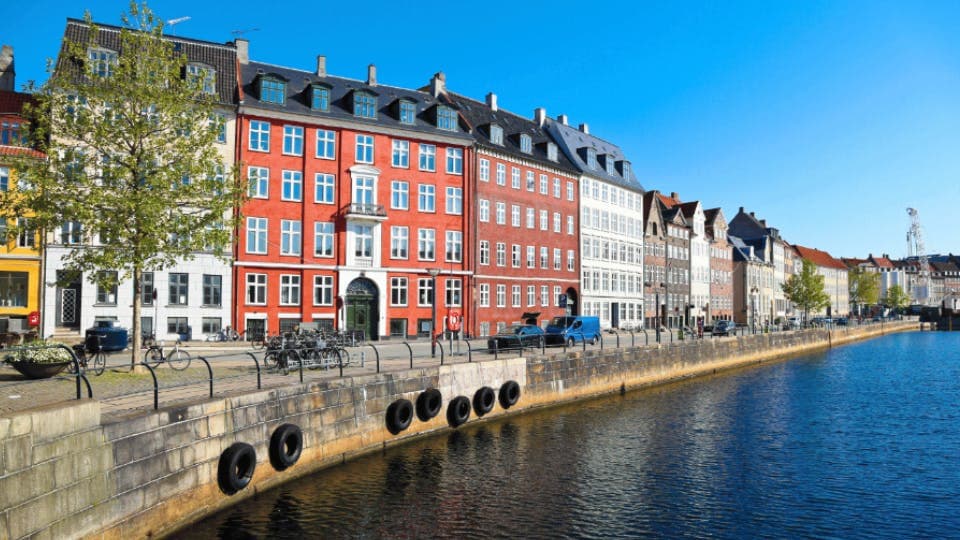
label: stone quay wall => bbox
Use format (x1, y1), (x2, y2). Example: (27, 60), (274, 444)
(0, 321), (916, 538)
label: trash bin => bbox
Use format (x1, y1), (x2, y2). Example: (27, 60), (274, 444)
(85, 320), (129, 352)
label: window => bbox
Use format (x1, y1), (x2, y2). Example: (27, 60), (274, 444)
(553, 178), (561, 198)
(527, 246), (535, 268)
(553, 212), (561, 233)
(567, 181), (575, 201)
(355, 135), (374, 163)
(540, 174), (549, 195)
(541, 285), (550, 307)
(527, 285), (536, 307)
(392, 140), (409, 168)
(446, 187), (463, 215)
(246, 273), (267, 304)
(391, 277), (408, 306)
(511, 205), (520, 227)
(555, 286), (563, 307)
(547, 143), (558, 161)
(313, 222), (334, 257)
(316, 129), (336, 159)
(246, 217), (267, 254)
(417, 184), (436, 213)
(314, 173), (335, 204)
(490, 125), (503, 145)
(16, 218), (34, 248)
(87, 48), (117, 78)
(496, 202), (506, 225)
(281, 171), (302, 201)
(260, 77), (286, 104)
(169, 273), (188, 305)
(314, 275), (334, 305)
(554, 248), (562, 270)
(526, 171), (535, 191)
(353, 175), (375, 206)
(419, 144), (436, 171)
(139, 272), (155, 306)
(540, 246), (548, 268)
(437, 106), (457, 130)
(0, 167), (8, 191)
(418, 228), (436, 260)
(496, 163), (506, 185)
(280, 220), (301, 255)
(496, 242), (506, 266)
(540, 210), (548, 230)
(391, 181), (409, 209)
(354, 225), (373, 258)
(60, 221), (82, 244)
(496, 284), (506, 307)
(512, 285), (521, 307)
(354, 92), (377, 118)
(399, 101), (416, 124)
(479, 159), (490, 182)
(418, 278), (434, 306)
(479, 284), (490, 307)
(512, 167), (521, 189)
(520, 134), (532, 154)
(280, 275), (301, 305)
(391, 226), (408, 259)
(96, 271), (117, 305)
(479, 199), (490, 222)
(167, 317), (189, 336)
(526, 208), (535, 229)
(203, 275), (222, 306)
(586, 148), (597, 169)
(282, 125), (304, 155)
(511, 244), (520, 267)
(445, 279), (462, 306)
(311, 85), (330, 111)
(249, 120), (270, 152)
(446, 148), (463, 174)
(446, 231), (462, 262)
(567, 216), (575, 235)
(479, 241), (490, 265)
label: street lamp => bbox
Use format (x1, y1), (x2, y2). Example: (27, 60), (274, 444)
(427, 268), (441, 357)
(750, 286), (759, 335)
(645, 282), (666, 343)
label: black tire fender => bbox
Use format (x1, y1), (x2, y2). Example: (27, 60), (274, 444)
(473, 386), (496, 417)
(386, 399), (414, 435)
(269, 423), (303, 471)
(498, 380), (521, 409)
(218, 442), (257, 495)
(415, 389), (443, 422)
(446, 395), (471, 428)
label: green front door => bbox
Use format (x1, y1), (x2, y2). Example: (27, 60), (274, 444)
(346, 294), (376, 340)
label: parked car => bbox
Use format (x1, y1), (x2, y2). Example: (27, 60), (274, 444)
(712, 320), (737, 336)
(835, 317), (848, 326)
(784, 317), (801, 330)
(545, 316), (601, 347)
(487, 325), (548, 351)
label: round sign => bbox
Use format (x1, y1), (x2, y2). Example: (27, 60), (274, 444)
(28, 311), (40, 327)
(446, 310), (462, 332)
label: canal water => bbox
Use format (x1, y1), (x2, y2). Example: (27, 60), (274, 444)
(180, 332), (960, 539)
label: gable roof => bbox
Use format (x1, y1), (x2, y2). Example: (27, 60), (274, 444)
(0, 90), (33, 114)
(0, 145), (44, 159)
(869, 254), (895, 268)
(542, 118), (643, 192)
(793, 244), (847, 270)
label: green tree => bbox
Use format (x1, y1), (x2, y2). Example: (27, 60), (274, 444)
(848, 267), (880, 313)
(884, 284), (910, 311)
(5, 2), (242, 366)
(781, 259), (831, 324)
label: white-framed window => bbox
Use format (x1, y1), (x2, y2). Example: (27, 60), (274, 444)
(496, 242), (506, 267)
(446, 231), (463, 262)
(419, 144), (436, 171)
(248, 166), (268, 198)
(567, 181), (575, 201)
(541, 285), (550, 307)
(496, 163), (506, 186)
(553, 178), (561, 198)
(512, 167), (521, 189)
(88, 47), (118, 78)
(391, 180), (409, 210)
(391, 277), (408, 306)
(249, 120), (270, 152)
(281, 170), (302, 201)
(479, 159), (490, 182)
(446, 148), (463, 174)
(399, 101), (416, 124)
(540, 174), (549, 195)
(418, 228), (436, 260)
(246, 217), (267, 254)
(554, 286), (563, 307)
(280, 275), (301, 305)
(511, 205), (520, 227)
(316, 129), (336, 159)
(496, 202), (506, 225)
(354, 225), (373, 258)
(479, 283), (490, 307)
(353, 175), (375, 206)
(547, 143), (558, 161)
(568, 250), (575, 271)
(446, 187), (463, 215)
(355, 135), (374, 163)
(567, 215), (575, 235)
(540, 210), (548, 231)
(311, 85), (330, 111)
(418, 278), (433, 306)
(0, 166), (8, 191)
(540, 246), (548, 268)
(520, 134), (532, 154)
(554, 248), (562, 270)
(526, 171), (535, 191)
(587, 148), (598, 169)
(246, 273), (267, 305)
(280, 220), (301, 256)
(437, 106), (458, 130)
(392, 140), (409, 168)
(259, 77), (286, 104)
(314, 222), (334, 257)
(282, 125), (304, 156)
(479, 240), (490, 265)
(479, 199), (490, 222)
(512, 285), (521, 307)
(313, 275), (334, 306)
(527, 285), (536, 307)
(445, 278), (462, 307)
(526, 208), (535, 229)
(354, 92), (377, 118)
(511, 244), (520, 268)
(418, 184), (436, 212)
(553, 212), (561, 233)
(496, 284), (506, 307)
(527, 246), (535, 268)
(391, 226), (408, 259)
(314, 173), (335, 204)
(490, 124), (504, 145)
(60, 221), (82, 244)
(186, 63), (216, 94)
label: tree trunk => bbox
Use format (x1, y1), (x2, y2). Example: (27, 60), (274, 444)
(131, 265), (142, 368)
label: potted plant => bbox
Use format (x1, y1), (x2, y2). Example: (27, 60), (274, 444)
(3, 341), (74, 379)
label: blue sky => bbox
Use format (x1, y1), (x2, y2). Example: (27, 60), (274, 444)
(4, 1), (959, 259)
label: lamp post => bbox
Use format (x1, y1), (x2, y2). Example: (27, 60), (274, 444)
(750, 286), (759, 335)
(427, 268), (441, 357)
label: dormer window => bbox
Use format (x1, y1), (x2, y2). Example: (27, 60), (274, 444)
(354, 91), (377, 118)
(605, 156), (615, 175)
(621, 161), (631, 179)
(520, 134), (532, 154)
(437, 106), (457, 131)
(186, 63), (216, 94)
(87, 48), (117, 78)
(399, 100), (416, 124)
(490, 124), (503, 145)
(547, 142), (558, 161)
(259, 77), (286, 104)
(311, 85), (330, 111)
(586, 148), (597, 169)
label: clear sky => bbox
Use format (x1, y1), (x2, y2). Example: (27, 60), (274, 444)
(4, 1), (959, 260)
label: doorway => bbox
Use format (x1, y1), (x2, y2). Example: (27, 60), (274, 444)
(346, 277), (379, 341)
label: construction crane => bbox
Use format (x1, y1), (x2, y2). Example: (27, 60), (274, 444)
(906, 207), (930, 305)
(166, 16), (191, 36)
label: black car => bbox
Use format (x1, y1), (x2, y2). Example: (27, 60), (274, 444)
(712, 320), (737, 336)
(487, 325), (547, 351)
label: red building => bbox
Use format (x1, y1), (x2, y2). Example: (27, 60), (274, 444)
(234, 44), (473, 340)
(705, 208), (734, 322)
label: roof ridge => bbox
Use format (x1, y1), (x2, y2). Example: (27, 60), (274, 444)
(66, 18), (237, 51)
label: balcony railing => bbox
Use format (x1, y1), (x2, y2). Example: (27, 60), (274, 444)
(345, 203), (387, 219)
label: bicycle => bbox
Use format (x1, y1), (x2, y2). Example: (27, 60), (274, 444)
(206, 327), (240, 342)
(69, 335), (106, 376)
(244, 329), (267, 351)
(144, 340), (192, 370)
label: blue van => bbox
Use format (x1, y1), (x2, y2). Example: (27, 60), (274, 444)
(545, 316), (601, 347)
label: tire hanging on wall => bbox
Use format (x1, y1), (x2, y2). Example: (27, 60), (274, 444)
(386, 398), (415, 435)
(447, 396), (471, 428)
(218, 442), (257, 495)
(473, 386), (496, 416)
(416, 388), (443, 422)
(498, 380), (521, 409)
(269, 423), (303, 471)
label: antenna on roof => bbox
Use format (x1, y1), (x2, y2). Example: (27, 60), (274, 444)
(166, 16), (191, 36)
(230, 27), (260, 38)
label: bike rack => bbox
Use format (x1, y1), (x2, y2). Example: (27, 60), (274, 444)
(59, 344), (93, 400)
(244, 351), (262, 389)
(196, 356), (214, 399)
(366, 344), (381, 373)
(140, 362), (159, 410)
(436, 341), (445, 365)
(463, 339), (473, 363)
(401, 342), (414, 369)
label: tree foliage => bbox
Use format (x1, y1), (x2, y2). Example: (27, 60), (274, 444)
(848, 267), (881, 307)
(884, 284), (910, 310)
(3, 2), (243, 365)
(781, 259), (831, 322)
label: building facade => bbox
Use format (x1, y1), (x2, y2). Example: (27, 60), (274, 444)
(792, 244), (849, 318)
(704, 208), (733, 322)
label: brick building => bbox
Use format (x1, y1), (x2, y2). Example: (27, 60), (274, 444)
(704, 208), (733, 322)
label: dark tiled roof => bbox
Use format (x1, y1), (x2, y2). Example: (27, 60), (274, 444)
(542, 118), (643, 192)
(841, 257), (870, 269)
(61, 19), (238, 105)
(931, 261), (960, 273)
(793, 244), (847, 270)
(0, 90), (34, 114)
(729, 234), (762, 263)
(239, 61), (473, 143)
(678, 201), (701, 221)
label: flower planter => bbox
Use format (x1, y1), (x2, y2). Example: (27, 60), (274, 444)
(8, 361), (72, 379)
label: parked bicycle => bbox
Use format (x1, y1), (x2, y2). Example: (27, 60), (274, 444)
(69, 335), (106, 376)
(143, 340), (192, 370)
(205, 326), (241, 342)
(244, 329), (267, 351)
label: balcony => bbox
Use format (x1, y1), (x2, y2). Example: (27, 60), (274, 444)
(343, 203), (388, 222)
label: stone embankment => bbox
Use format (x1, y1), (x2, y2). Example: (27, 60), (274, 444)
(0, 321), (915, 538)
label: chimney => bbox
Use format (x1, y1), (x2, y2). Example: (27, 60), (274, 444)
(235, 39), (249, 65)
(367, 64), (377, 86)
(671, 192), (679, 200)
(750, 212), (755, 218)
(0, 44), (15, 91)
(486, 92), (497, 111)
(579, 123), (589, 134)
(739, 206), (745, 214)
(557, 114), (569, 125)
(760, 219), (767, 227)
(430, 71), (446, 97)
(534, 107), (546, 127)
(316, 55), (326, 77)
